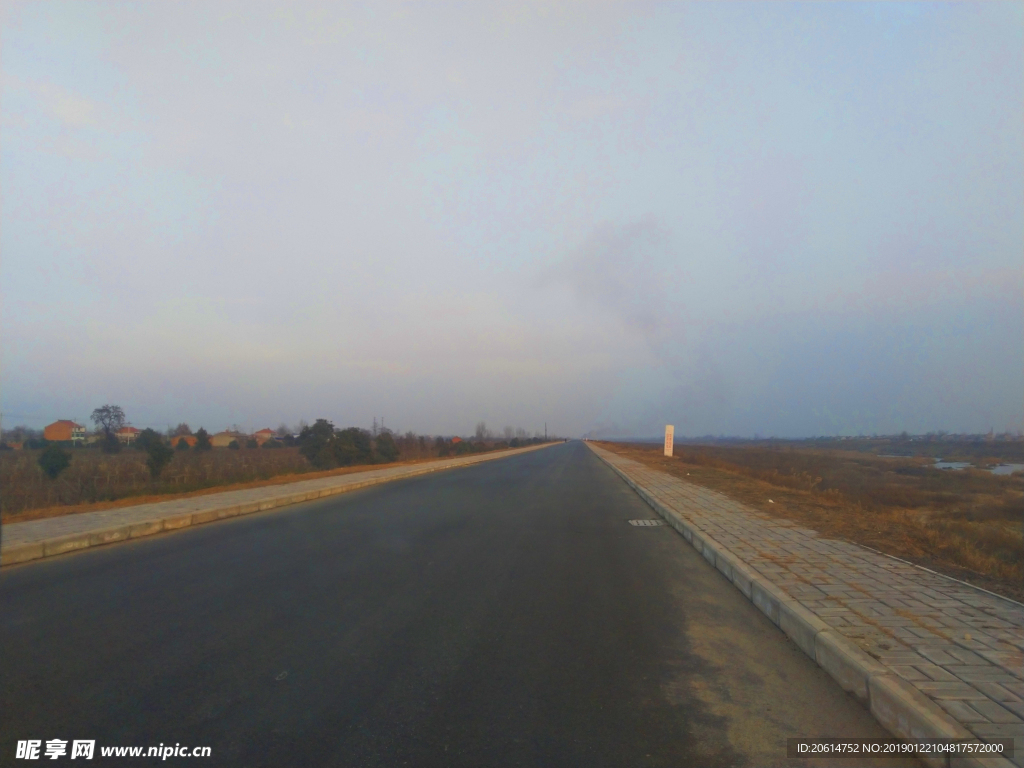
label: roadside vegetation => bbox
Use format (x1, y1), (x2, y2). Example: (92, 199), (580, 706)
(598, 441), (1024, 602)
(0, 418), (551, 523)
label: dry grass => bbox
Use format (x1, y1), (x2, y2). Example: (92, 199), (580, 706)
(597, 441), (1024, 602)
(0, 444), (513, 524)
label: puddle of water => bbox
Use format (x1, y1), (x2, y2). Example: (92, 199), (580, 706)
(990, 463), (1024, 476)
(929, 460), (1024, 474)
(932, 461), (972, 471)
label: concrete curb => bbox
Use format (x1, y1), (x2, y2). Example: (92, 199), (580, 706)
(2, 443), (556, 568)
(586, 443), (1015, 768)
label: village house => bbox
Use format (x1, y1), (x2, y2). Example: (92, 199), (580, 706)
(254, 428), (275, 445)
(210, 431), (249, 448)
(43, 420), (86, 443)
(117, 426), (141, 444)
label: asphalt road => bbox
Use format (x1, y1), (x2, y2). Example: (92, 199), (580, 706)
(1, 442), (915, 767)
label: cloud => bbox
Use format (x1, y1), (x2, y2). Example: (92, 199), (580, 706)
(543, 218), (684, 346)
(3, 74), (103, 129)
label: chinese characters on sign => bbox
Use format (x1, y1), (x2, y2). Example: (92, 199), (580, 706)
(664, 425), (674, 457)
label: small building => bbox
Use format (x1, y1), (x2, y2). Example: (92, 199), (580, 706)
(44, 420), (85, 443)
(171, 434), (198, 448)
(254, 428), (275, 445)
(450, 436), (463, 444)
(117, 426), (141, 444)
(211, 431), (248, 448)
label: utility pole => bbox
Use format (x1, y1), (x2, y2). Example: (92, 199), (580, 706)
(545, 422), (547, 441)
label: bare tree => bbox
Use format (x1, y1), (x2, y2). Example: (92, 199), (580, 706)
(475, 421), (492, 440)
(91, 404), (126, 436)
(503, 426), (514, 439)
(171, 423), (192, 436)
(91, 404), (126, 453)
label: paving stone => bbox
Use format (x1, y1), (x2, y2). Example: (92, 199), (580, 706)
(913, 682), (989, 700)
(1003, 682), (1024, 699)
(920, 647), (964, 665)
(918, 664), (964, 682)
(950, 667), (1024, 684)
(892, 665), (929, 681)
(971, 682), (1023, 704)
(979, 651), (1024, 677)
(952, 648), (998, 665)
(969, 700), (1023, 724)
(937, 699), (989, 723)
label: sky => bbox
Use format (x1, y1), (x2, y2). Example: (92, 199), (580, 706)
(2, 1), (1021, 438)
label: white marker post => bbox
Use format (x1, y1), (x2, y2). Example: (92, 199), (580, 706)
(664, 425), (674, 457)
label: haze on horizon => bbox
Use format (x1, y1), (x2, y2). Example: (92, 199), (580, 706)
(2, 2), (1021, 439)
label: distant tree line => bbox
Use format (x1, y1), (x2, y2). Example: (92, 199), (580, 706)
(6, 406), (554, 485)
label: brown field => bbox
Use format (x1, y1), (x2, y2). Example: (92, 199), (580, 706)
(597, 441), (1024, 602)
(0, 442), (512, 524)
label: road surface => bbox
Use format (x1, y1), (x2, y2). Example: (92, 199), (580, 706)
(1, 442), (913, 766)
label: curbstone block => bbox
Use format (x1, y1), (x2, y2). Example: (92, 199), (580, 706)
(815, 630), (887, 704)
(128, 520), (163, 539)
(691, 531), (706, 554)
(161, 514), (193, 531)
(190, 508), (221, 524)
(43, 534), (91, 557)
(89, 526), (131, 546)
(714, 550), (734, 581)
(1, 542), (44, 565)
(780, 600), (830, 660)
(752, 579), (788, 626)
(729, 560), (757, 600)
(701, 541), (717, 567)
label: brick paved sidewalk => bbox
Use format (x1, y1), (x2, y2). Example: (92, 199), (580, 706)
(590, 443), (1023, 766)
(1, 444), (552, 564)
